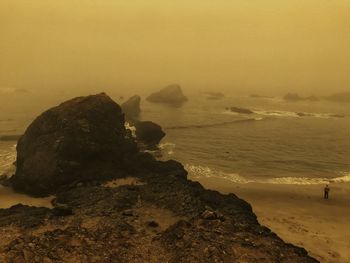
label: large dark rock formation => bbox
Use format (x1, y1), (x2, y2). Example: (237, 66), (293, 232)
(134, 121), (165, 147)
(147, 84), (188, 105)
(121, 95), (141, 121)
(11, 93), (138, 196)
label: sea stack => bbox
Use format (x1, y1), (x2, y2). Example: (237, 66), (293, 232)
(134, 121), (165, 147)
(121, 95), (141, 121)
(146, 84), (188, 106)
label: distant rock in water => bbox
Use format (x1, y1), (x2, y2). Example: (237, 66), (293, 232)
(121, 95), (141, 121)
(11, 93), (139, 196)
(134, 121), (165, 147)
(229, 107), (254, 114)
(326, 91), (350, 103)
(284, 93), (319, 102)
(329, 114), (345, 118)
(146, 84), (187, 105)
(205, 92), (224, 100)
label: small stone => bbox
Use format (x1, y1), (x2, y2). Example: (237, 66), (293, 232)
(201, 210), (217, 220)
(122, 210), (134, 216)
(147, 220), (159, 228)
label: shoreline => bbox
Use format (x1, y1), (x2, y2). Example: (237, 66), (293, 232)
(192, 176), (350, 263)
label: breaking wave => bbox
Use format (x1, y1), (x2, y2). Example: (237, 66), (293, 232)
(223, 108), (347, 119)
(255, 110), (346, 119)
(186, 164), (350, 185)
(165, 118), (262, 130)
(0, 144), (16, 176)
(159, 142), (176, 155)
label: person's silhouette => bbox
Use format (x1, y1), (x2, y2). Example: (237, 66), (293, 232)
(324, 184), (330, 199)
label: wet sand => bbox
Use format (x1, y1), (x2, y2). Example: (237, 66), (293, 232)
(194, 176), (350, 263)
(0, 185), (53, 209)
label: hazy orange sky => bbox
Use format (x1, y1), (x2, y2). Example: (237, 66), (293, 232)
(0, 0), (349, 95)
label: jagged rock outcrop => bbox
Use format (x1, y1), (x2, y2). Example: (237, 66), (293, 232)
(134, 121), (165, 147)
(121, 95), (141, 121)
(147, 84), (187, 105)
(11, 93), (139, 196)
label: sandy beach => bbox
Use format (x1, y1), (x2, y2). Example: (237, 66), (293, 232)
(194, 176), (350, 263)
(0, 186), (53, 209)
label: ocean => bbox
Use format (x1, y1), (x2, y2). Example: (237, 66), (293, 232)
(1, 91), (350, 185)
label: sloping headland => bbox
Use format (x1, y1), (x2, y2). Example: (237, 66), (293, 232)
(0, 93), (318, 262)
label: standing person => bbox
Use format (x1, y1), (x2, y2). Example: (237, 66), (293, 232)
(324, 184), (330, 199)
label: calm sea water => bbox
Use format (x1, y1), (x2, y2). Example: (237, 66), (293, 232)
(1, 91), (350, 185)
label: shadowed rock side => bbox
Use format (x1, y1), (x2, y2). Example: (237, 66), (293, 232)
(146, 84), (188, 106)
(121, 95), (141, 121)
(134, 121), (165, 147)
(0, 93), (319, 262)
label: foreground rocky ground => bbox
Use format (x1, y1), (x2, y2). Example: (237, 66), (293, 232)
(0, 171), (319, 262)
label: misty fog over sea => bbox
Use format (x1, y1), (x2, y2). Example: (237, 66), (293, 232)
(1, 90), (350, 186)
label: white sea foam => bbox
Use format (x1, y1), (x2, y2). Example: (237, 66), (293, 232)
(159, 142), (176, 155)
(223, 108), (347, 119)
(0, 144), (16, 176)
(185, 164), (251, 183)
(186, 164), (350, 185)
(254, 110), (300, 118)
(124, 122), (136, 138)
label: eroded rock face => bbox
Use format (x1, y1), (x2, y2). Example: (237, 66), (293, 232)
(146, 84), (187, 105)
(121, 95), (141, 121)
(11, 93), (138, 196)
